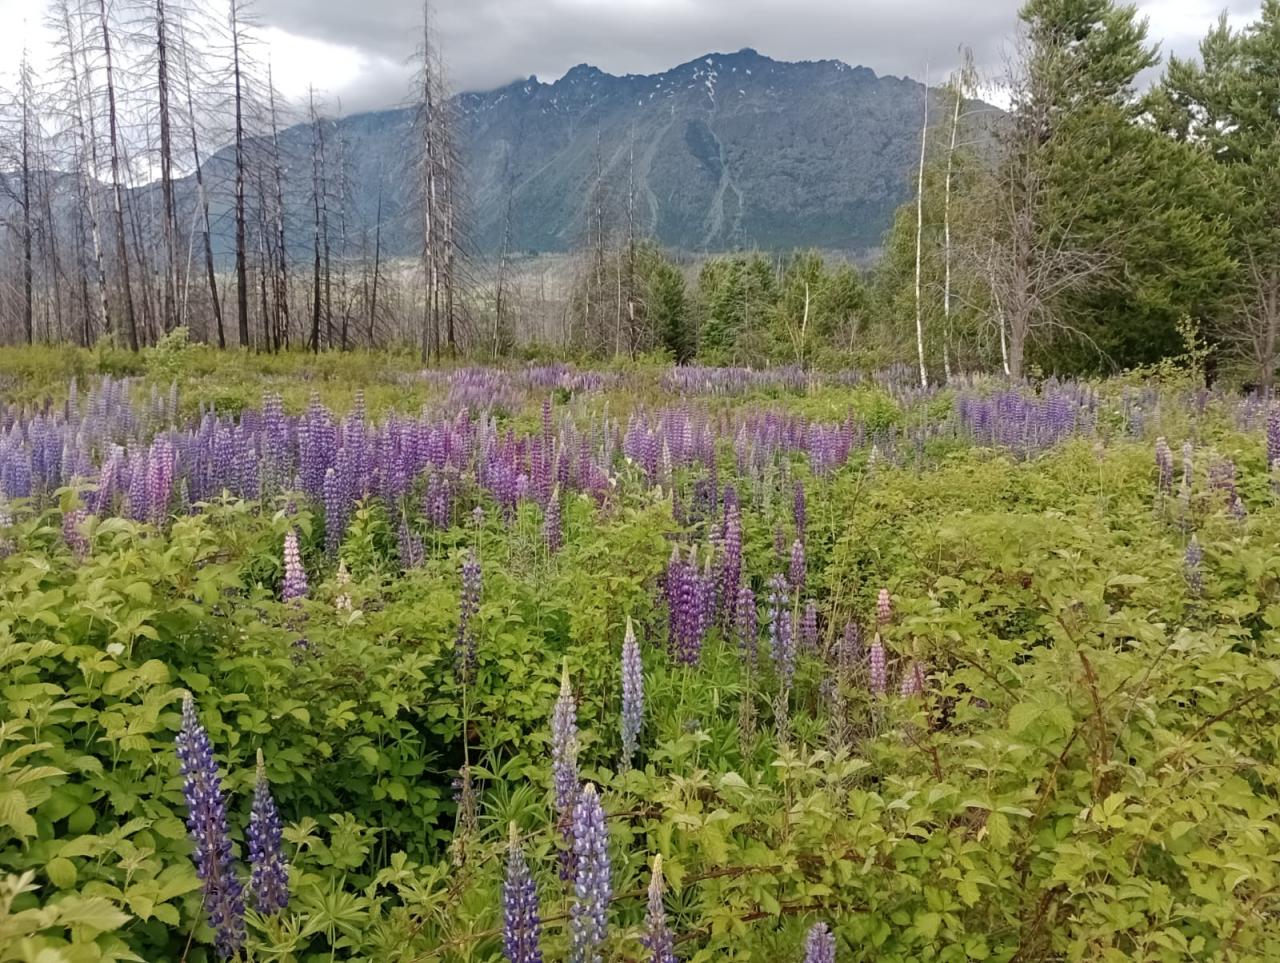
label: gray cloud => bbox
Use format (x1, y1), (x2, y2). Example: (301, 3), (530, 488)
(253, 0), (1266, 113)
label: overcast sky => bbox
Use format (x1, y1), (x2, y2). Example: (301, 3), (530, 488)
(0, 0), (1264, 114)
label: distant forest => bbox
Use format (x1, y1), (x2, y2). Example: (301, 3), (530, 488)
(0, 0), (1276, 386)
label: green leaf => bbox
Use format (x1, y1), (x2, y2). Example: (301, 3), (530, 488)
(46, 857), (77, 889)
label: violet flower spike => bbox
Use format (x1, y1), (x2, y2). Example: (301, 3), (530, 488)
(568, 784), (611, 963)
(642, 854), (677, 963)
(788, 538), (806, 592)
(876, 588), (892, 627)
(869, 634), (887, 695)
(282, 528), (307, 601)
(457, 549), (482, 681)
(175, 695), (245, 958)
(1185, 536), (1203, 597)
(620, 617), (644, 771)
(551, 664), (579, 815)
(803, 922), (836, 963)
(503, 824), (543, 963)
(247, 749), (289, 915)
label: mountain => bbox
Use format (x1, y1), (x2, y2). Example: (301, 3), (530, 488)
(194, 49), (983, 259)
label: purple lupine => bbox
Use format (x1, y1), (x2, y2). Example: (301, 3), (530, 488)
(803, 923), (836, 963)
(1268, 406), (1280, 470)
(800, 601), (819, 654)
(869, 635), (887, 695)
(247, 749), (289, 915)
(551, 665), (579, 816)
(175, 696), (245, 958)
(1182, 441), (1194, 489)
(569, 783), (611, 963)
(620, 617), (643, 771)
(792, 479), (807, 544)
(719, 500), (742, 626)
(62, 507), (88, 557)
(876, 588), (892, 627)
(543, 490), (563, 554)
(767, 575), (795, 688)
(642, 854), (677, 963)
(899, 661), (926, 698)
(666, 546), (711, 666)
(788, 538), (806, 592)
(1155, 437), (1173, 494)
(503, 825), (543, 963)
(735, 584), (758, 670)
(457, 549), (482, 681)
(398, 517), (425, 570)
(282, 529), (307, 601)
(1185, 537), (1203, 597)
(838, 621), (862, 680)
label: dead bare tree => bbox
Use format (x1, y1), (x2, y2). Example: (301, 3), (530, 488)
(229, 0), (250, 347)
(308, 85), (327, 353)
(52, 0), (111, 343)
(96, 0), (140, 349)
(0, 53), (38, 344)
(971, 38), (1111, 380)
(912, 66), (930, 388)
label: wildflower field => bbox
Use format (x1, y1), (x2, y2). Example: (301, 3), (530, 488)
(4, 349), (1280, 962)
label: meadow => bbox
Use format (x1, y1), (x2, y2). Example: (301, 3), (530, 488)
(3, 345), (1280, 962)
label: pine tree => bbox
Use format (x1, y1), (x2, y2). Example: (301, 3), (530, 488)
(1157, 3), (1280, 385)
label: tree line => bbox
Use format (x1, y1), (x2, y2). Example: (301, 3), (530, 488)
(0, 0), (1277, 384)
(0, 0), (464, 357)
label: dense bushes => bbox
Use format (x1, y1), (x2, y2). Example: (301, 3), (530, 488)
(3, 367), (1280, 961)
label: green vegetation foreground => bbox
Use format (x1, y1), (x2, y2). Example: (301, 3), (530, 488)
(2, 356), (1280, 961)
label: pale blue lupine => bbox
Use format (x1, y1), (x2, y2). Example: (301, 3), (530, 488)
(1185, 536), (1203, 596)
(568, 784), (611, 963)
(175, 696), (245, 958)
(642, 854), (677, 963)
(247, 749), (289, 915)
(551, 664), (579, 815)
(620, 617), (643, 770)
(503, 824), (543, 963)
(282, 528), (307, 601)
(803, 922), (836, 963)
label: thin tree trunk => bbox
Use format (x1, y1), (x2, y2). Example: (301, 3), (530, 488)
(178, 25), (224, 348)
(370, 186), (382, 346)
(98, 0), (139, 350)
(942, 73), (961, 384)
(18, 57), (34, 345)
(913, 70), (929, 389)
(155, 0), (179, 331)
(62, 2), (110, 341)
(309, 87), (324, 353)
(231, 0), (250, 347)
(267, 70), (290, 352)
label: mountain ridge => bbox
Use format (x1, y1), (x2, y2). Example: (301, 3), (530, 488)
(190, 48), (982, 259)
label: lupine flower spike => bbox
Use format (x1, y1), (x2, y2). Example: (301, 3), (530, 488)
(247, 749), (289, 915)
(643, 854), (677, 963)
(620, 617), (644, 771)
(877, 588), (892, 627)
(503, 824), (543, 963)
(803, 922), (836, 963)
(334, 560), (352, 613)
(1185, 537), (1203, 597)
(175, 695), (245, 958)
(551, 663), (579, 816)
(282, 528), (307, 601)
(457, 550), (482, 680)
(569, 783), (611, 963)
(1155, 437), (1173, 495)
(869, 635), (887, 696)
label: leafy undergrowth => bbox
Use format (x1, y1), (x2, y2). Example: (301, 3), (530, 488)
(2, 369), (1280, 962)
